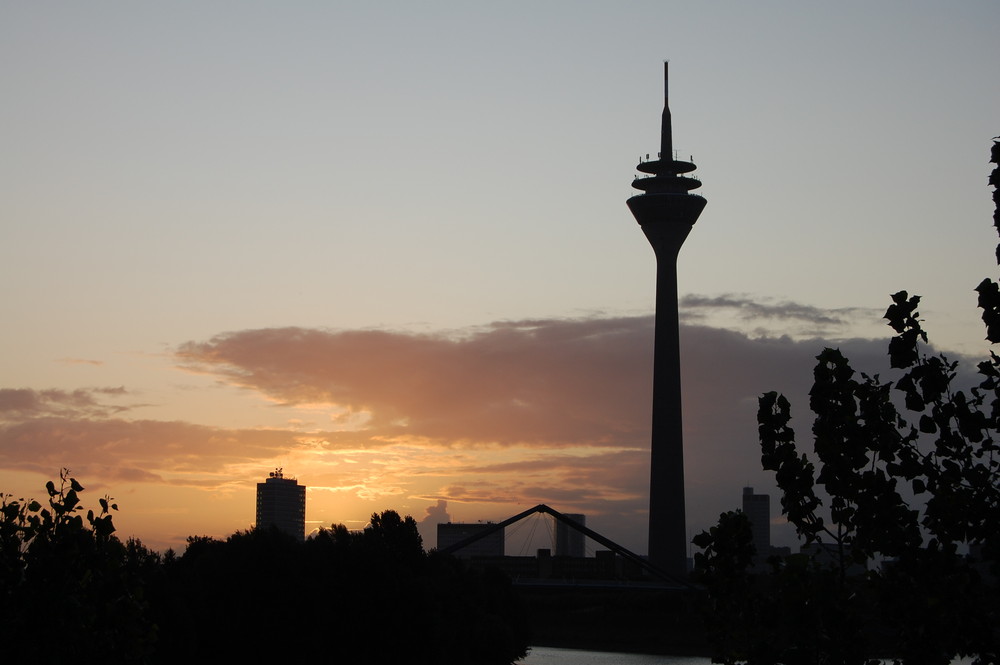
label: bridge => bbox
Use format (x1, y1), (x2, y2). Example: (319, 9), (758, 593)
(437, 503), (694, 589)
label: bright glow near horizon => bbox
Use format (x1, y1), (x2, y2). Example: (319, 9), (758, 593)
(1, 1), (998, 554)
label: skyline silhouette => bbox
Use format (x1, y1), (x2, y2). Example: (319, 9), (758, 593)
(2, 3), (998, 556)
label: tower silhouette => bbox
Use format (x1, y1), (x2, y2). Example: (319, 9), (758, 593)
(627, 62), (707, 577)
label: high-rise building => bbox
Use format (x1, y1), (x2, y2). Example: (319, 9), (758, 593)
(437, 522), (504, 559)
(742, 486), (771, 559)
(256, 468), (305, 542)
(554, 513), (586, 557)
(626, 63), (707, 577)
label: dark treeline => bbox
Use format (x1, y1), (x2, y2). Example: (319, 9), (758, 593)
(0, 470), (530, 665)
(691, 140), (1000, 665)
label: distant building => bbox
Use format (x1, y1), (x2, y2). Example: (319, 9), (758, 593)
(437, 522), (504, 559)
(256, 469), (305, 542)
(742, 487), (771, 559)
(554, 514), (586, 557)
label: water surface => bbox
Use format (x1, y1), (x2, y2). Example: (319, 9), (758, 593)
(519, 647), (976, 665)
(520, 647), (709, 664)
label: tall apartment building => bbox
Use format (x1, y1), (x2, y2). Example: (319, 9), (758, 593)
(256, 469), (306, 542)
(742, 486), (770, 559)
(554, 513), (586, 557)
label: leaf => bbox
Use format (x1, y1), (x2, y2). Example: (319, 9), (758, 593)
(919, 415), (937, 434)
(45, 480), (57, 497)
(69, 478), (84, 493)
(27, 500), (41, 512)
(692, 531), (713, 548)
(1, 502), (19, 520)
(884, 293), (910, 333)
(889, 332), (920, 369)
(976, 278), (1000, 343)
(94, 514), (116, 537)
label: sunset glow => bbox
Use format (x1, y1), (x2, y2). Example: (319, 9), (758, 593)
(2, 2), (997, 555)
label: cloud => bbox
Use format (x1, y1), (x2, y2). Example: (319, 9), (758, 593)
(0, 387), (131, 419)
(680, 293), (882, 339)
(681, 293), (872, 324)
(420, 499), (451, 524)
(4, 302), (968, 550)
(417, 499), (452, 548)
(176, 318), (655, 448)
(56, 357), (104, 366)
(169, 313), (919, 547)
(0, 417), (304, 487)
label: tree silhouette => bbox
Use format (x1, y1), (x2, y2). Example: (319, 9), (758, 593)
(1, 478), (529, 664)
(0, 469), (157, 663)
(155, 509), (528, 665)
(694, 140), (1000, 665)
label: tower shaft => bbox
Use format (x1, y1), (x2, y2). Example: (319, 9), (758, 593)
(648, 235), (687, 574)
(626, 63), (706, 578)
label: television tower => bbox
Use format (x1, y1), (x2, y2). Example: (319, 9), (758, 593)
(626, 62), (707, 577)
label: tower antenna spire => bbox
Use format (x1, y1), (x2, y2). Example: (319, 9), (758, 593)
(660, 61), (672, 161)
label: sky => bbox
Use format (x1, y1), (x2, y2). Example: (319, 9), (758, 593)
(2, 1), (998, 555)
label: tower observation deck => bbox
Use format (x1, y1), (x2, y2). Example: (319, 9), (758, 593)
(626, 62), (707, 577)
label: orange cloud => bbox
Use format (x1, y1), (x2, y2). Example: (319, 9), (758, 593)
(2, 310), (925, 552)
(177, 318), (655, 448)
(0, 416), (302, 483)
(0, 387), (130, 419)
(56, 357), (105, 366)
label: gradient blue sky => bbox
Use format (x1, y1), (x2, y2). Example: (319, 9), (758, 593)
(2, 2), (998, 554)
